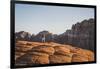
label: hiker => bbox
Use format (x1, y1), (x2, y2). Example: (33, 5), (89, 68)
(42, 34), (45, 42)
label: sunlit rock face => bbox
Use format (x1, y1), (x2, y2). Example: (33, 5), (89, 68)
(15, 41), (94, 66)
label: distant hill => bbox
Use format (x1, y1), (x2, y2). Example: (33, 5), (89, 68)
(15, 31), (31, 41)
(30, 30), (53, 42)
(15, 18), (95, 51)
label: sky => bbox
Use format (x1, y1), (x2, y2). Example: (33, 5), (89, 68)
(15, 4), (94, 35)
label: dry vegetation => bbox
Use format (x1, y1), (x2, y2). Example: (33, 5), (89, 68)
(15, 40), (94, 66)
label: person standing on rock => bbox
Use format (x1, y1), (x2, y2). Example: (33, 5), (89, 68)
(42, 34), (45, 42)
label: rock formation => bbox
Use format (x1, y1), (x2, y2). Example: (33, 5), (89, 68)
(55, 18), (95, 51)
(15, 18), (95, 51)
(15, 41), (94, 66)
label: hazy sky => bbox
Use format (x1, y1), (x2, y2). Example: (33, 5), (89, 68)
(15, 4), (94, 34)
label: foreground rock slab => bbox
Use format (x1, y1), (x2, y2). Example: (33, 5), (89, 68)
(15, 41), (95, 66)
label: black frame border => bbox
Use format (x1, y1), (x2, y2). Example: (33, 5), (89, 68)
(10, 0), (97, 68)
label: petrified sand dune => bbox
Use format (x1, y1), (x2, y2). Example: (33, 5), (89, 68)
(31, 45), (55, 55)
(54, 46), (70, 55)
(49, 54), (72, 63)
(15, 40), (94, 66)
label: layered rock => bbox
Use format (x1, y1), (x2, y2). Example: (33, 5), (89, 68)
(15, 41), (94, 66)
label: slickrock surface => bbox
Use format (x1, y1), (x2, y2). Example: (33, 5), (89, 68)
(15, 41), (94, 66)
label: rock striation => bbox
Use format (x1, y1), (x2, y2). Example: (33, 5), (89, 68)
(15, 41), (94, 66)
